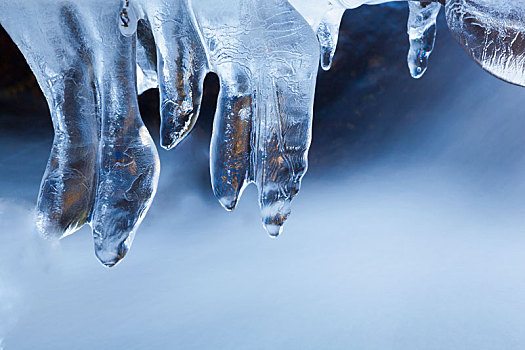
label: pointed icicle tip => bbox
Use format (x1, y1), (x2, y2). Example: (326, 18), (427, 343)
(260, 199), (292, 238)
(160, 99), (196, 151)
(407, 1), (441, 79)
(264, 223), (283, 238)
(93, 230), (133, 268)
(316, 3), (346, 71)
(218, 195), (238, 212)
(160, 135), (184, 151)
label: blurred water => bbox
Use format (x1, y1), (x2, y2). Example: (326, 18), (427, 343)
(1, 4), (525, 350)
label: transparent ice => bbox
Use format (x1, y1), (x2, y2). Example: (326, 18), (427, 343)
(407, 1), (441, 78)
(0, 0), (523, 266)
(445, 0), (525, 86)
(126, 0), (319, 237)
(288, 0), (441, 73)
(0, 0), (160, 267)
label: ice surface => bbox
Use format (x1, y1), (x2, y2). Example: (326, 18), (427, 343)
(445, 0), (525, 86)
(289, 0), (524, 83)
(192, 0), (319, 235)
(133, 0), (208, 150)
(0, 0), (523, 265)
(135, 20), (159, 94)
(132, 0), (319, 235)
(407, 1), (441, 78)
(0, 0), (160, 267)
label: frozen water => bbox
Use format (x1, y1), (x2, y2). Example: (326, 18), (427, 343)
(445, 0), (525, 86)
(2, 4), (525, 346)
(0, 0), (160, 267)
(288, 0), (403, 70)
(192, 0), (319, 234)
(2, 40), (525, 346)
(0, 0), (524, 264)
(288, 0), (347, 70)
(132, 0), (319, 234)
(132, 0), (208, 150)
(130, 0), (525, 239)
(407, 1), (441, 78)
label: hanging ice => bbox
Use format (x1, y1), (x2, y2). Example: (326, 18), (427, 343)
(0, 0), (160, 267)
(407, 1), (441, 78)
(445, 0), (525, 86)
(288, 0), (346, 70)
(130, 0), (319, 236)
(288, 0), (421, 70)
(0, 0), (524, 266)
(193, 0), (319, 236)
(127, 0), (208, 150)
(291, 0), (524, 83)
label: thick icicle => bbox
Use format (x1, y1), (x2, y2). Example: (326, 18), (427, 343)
(0, 2), (99, 239)
(90, 2), (160, 267)
(0, 0), (160, 267)
(210, 85), (252, 211)
(407, 1), (441, 78)
(192, 0), (319, 236)
(135, 0), (320, 234)
(445, 0), (525, 86)
(137, 0), (208, 150)
(254, 74), (316, 237)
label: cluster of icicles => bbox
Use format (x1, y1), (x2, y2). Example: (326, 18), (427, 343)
(0, 0), (523, 267)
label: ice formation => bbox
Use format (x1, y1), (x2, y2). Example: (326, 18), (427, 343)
(0, 0), (522, 266)
(407, 1), (441, 78)
(0, 0), (160, 267)
(445, 0), (525, 86)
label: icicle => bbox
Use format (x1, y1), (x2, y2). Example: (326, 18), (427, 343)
(35, 70), (98, 239)
(253, 74), (315, 237)
(0, 0), (160, 267)
(135, 0), (208, 150)
(210, 90), (252, 211)
(192, 0), (319, 236)
(316, 1), (346, 70)
(407, 1), (441, 79)
(90, 3), (159, 267)
(119, 0), (138, 37)
(0, 2), (100, 239)
(2, 0), (525, 261)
